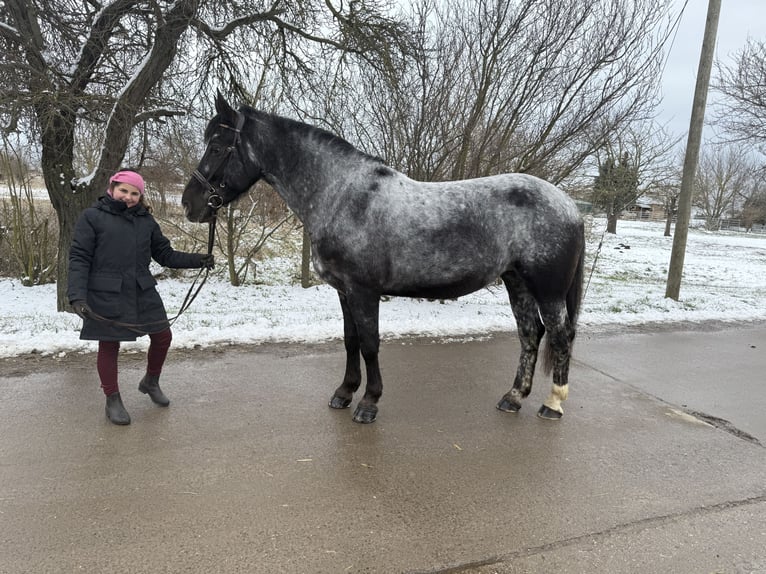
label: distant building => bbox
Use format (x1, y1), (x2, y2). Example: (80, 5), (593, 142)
(574, 199), (593, 214)
(625, 197), (666, 221)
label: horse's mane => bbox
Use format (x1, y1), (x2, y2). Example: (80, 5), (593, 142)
(239, 106), (385, 165)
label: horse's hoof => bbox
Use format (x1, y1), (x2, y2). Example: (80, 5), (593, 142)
(352, 404), (378, 424)
(496, 397), (521, 413)
(329, 396), (352, 409)
(537, 405), (563, 420)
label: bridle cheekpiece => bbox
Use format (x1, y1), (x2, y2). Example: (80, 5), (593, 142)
(192, 110), (246, 213)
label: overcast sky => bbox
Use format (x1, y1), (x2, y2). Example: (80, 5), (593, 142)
(660, 0), (766, 140)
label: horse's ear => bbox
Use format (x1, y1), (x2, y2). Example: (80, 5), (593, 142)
(215, 90), (234, 117)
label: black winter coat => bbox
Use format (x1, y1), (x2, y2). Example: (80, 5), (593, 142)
(68, 195), (205, 341)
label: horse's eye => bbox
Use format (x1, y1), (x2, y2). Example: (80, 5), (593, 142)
(210, 145), (222, 156)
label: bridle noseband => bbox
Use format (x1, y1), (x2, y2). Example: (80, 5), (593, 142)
(192, 110), (246, 212)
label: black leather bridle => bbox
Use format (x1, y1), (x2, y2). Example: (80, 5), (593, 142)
(191, 110), (246, 213)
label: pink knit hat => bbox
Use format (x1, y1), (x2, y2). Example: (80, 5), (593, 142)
(108, 170), (145, 195)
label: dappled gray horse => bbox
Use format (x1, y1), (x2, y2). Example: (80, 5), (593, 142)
(182, 94), (585, 424)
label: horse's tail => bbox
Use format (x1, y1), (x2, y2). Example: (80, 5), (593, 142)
(542, 227), (585, 374)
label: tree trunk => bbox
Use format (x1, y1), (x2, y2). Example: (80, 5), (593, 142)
(226, 207), (240, 286)
(53, 199), (90, 311)
(54, 213), (72, 310)
(606, 212), (618, 234)
(301, 226), (312, 288)
(37, 105), (93, 311)
(664, 195), (676, 237)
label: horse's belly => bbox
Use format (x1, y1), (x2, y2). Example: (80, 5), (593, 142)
(313, 233), (506, 298)
(384, 275), (491, 300)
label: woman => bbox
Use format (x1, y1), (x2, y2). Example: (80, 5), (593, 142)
(68, 169), (213, 425)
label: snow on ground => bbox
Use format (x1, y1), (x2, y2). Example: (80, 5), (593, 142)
(1, 219), (764, 358)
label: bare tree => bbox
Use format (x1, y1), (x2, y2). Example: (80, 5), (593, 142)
(590, 122), (680, 233)
(740, 182), (766, 231)
(713, 39), (766, 235)
(592, 150), (639, 234)
(660, 180), (681, 237)
(303, 0), (677, 186)
(0, 0), (412, 308)
(714, 39), (766, 156)
(693, 145), (755, 229)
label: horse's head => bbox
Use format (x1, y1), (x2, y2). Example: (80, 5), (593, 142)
(182, 93), (261, 222)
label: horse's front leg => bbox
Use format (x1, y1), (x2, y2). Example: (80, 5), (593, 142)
(339, 288), (382, 424)
(329, 292), (362, 409)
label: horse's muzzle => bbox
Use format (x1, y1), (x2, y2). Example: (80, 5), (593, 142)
(181, 200), (210, 223)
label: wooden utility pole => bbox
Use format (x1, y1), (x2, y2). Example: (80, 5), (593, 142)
(665, 0), (721, 300)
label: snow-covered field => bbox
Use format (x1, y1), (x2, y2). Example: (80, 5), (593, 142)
(1, 219), (764, 358)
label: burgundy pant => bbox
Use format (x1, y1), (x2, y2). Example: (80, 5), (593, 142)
(97, 328), (173, 396)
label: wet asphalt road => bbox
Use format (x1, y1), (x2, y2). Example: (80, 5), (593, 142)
(1, 323), (765, 573)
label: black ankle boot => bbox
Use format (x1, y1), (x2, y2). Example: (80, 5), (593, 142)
(105, 393), (131, 425)
(138, 374), (170, 407)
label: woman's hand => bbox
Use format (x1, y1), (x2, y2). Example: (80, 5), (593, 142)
(199, 254), (215, 269)
(71, 300), (93, 319)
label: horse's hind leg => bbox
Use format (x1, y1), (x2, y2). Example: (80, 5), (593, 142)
(537, 301), (576, 420)
(330, 288), (382, 424)
(329, 292), (362, 409)
(497, 272), (545, 413)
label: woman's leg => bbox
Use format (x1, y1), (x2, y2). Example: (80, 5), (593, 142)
(147, 328), (173, 375)
(98, 341), (130, 425)
(139, 328), (173, 406)
(97, 340), (120, 396)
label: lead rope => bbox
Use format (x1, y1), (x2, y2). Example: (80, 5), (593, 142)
(82, 216), (217, 335)
(164, 215), (217, 325)
(583, 195), (640, 299)
(583, 223), (606, 299)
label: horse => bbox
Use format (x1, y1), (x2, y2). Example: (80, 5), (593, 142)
(182, 93), (586, 424)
